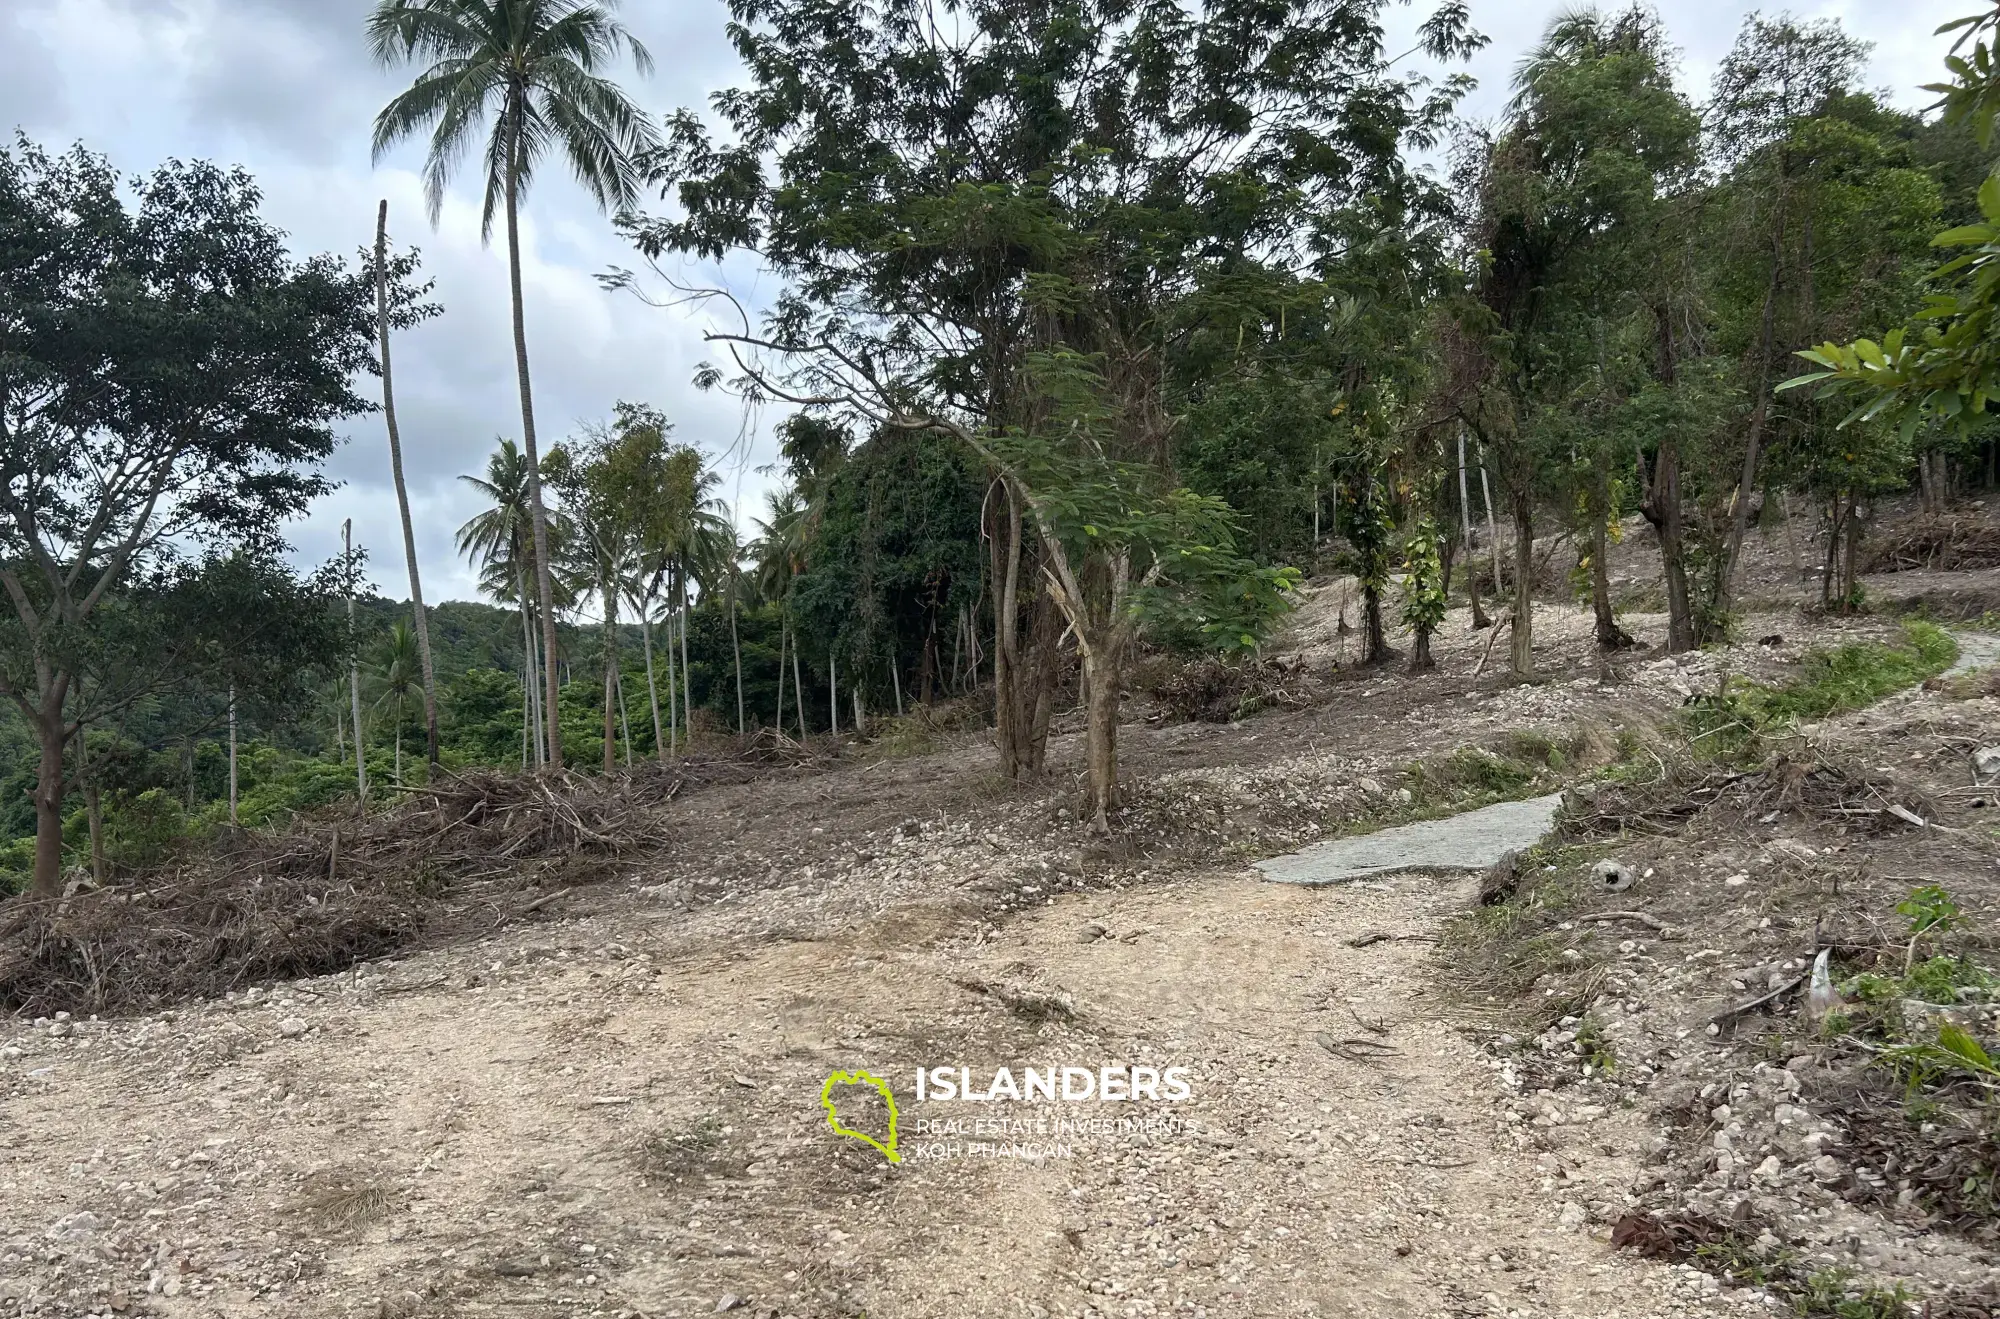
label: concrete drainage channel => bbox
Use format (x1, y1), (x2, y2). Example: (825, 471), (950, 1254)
(1257, 627), (1999, 888)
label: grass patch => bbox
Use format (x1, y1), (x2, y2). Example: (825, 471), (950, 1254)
(1684, 622), (1956, 760)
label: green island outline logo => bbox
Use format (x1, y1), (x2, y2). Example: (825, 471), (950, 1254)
(820, 1069), (901, 1164)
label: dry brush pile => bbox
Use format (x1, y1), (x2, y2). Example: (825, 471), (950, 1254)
(0, 759), (778, 1017)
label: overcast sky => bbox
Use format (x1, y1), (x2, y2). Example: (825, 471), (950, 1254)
(0, 0), (1971, 605)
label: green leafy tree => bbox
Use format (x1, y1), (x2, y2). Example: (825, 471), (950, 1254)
(625, 0), (1480, 790)
(368, 0), (660, 771)
(0, 140), (374, 898)
(1451, 5), (1699, 668)
(1399, 516), (1448, 672)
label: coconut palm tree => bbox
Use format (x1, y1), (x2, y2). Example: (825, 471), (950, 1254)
(368, 0), (660, 772)
(371, 621), (424, 785)
(752, 486), (811, 736)
(372, 200), (443, 773)
(458, 438), (577, 767)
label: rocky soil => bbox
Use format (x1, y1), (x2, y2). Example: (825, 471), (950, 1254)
(1, 510), (1997, 1319)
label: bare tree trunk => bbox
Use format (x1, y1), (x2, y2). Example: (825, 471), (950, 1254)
(1480, 454), (1502, 594)
(664, 600), (678, 756)
(792, 634), (807, 739)
(1590, 462), (1633, 651)
(30, 703), (68, 899)
(774, 620), (787, 735)
(641, 604), (665, 763)
(615, 667), (634, 767)
(891, 655), (904, 716)
(1720, 189), (1788, 618)
(1460, 431), (1492, 629)
(1510, 489), (1535, 679)
(375, 200), (441, 773)
(601, 579), (619, 774)
(503, 109), (563, 772)
(1842, 496), (1863, 608)
(829, 649), (839, 736)
(1640, 440), (1697, 651)
(345, 519), (367, 808)
(228, 684), (239, 825)
(989, 480), (1025, 774)
(678, 579), (692, 742)
(85, 780), (104, 887)
(731, 595), (745, 736)
(1081, 643), (1121, 832)
(519, 581), (543, 767)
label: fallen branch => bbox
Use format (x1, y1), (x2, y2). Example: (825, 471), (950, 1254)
(1710, 972), (1807, 1025)
(1471, 617), (1513, 679)
(1345, 930), (1439, 948)
(518, 888), (572, 916)
(1583, 911), (1675, 936)
(1315, 1031), (1400, 1062)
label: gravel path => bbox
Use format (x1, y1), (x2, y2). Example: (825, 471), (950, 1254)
(1947, 627), (2000, 676)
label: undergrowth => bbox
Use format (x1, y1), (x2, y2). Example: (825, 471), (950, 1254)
(1683, 622), (1956, 761)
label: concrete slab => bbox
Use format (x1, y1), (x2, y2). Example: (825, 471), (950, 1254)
(1254, 793), (1564, 886)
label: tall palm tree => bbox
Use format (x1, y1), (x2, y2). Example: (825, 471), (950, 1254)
(373, 200), (443, 772)
(370, 621), (424, 785)
(752, 486), (810, 736)
(458, 438), (577, 767)
(368, 0), (660, 772)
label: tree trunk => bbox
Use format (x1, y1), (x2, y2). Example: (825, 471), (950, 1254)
(829, 650), (839, 736)
(891, 655), (903, 716)
(228, 684), (239, 825)
(664, 600), (678, 756)
(641, 605), (666, 763)
(85, 780), (104, 887)
(376, 200), (441, 773)
(1410, 627), (1434, 672)
(1480, 455), (1503, 594)
(792, 633), (807, 739)
(989, 480), (1026, 774)
(30, 703), (68, 900)
(1361, 583), (1389, 664)
(1081, 642), (1121, 833)
(1720, 185), (1789, 618)
(774, 621), (787, 735)
(1590, 463), (1632, 651)
(986, 480), (1057, 778)
(1509, 489), (1535, 679)
(731, 595), (745, 736)
(678, 579), (692, 742)
(1460, 430), (1492, 629)
(345, 520), (367, 807)
(503, 106), (564, 772)
(601, 578), (619, 774)
(1640, 439), (1697, 651)
(519, 585), (537, 768)
(520, 582), (544, 767)
(1842, 496), (1863, 609)
(615, 667), (634, 767)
